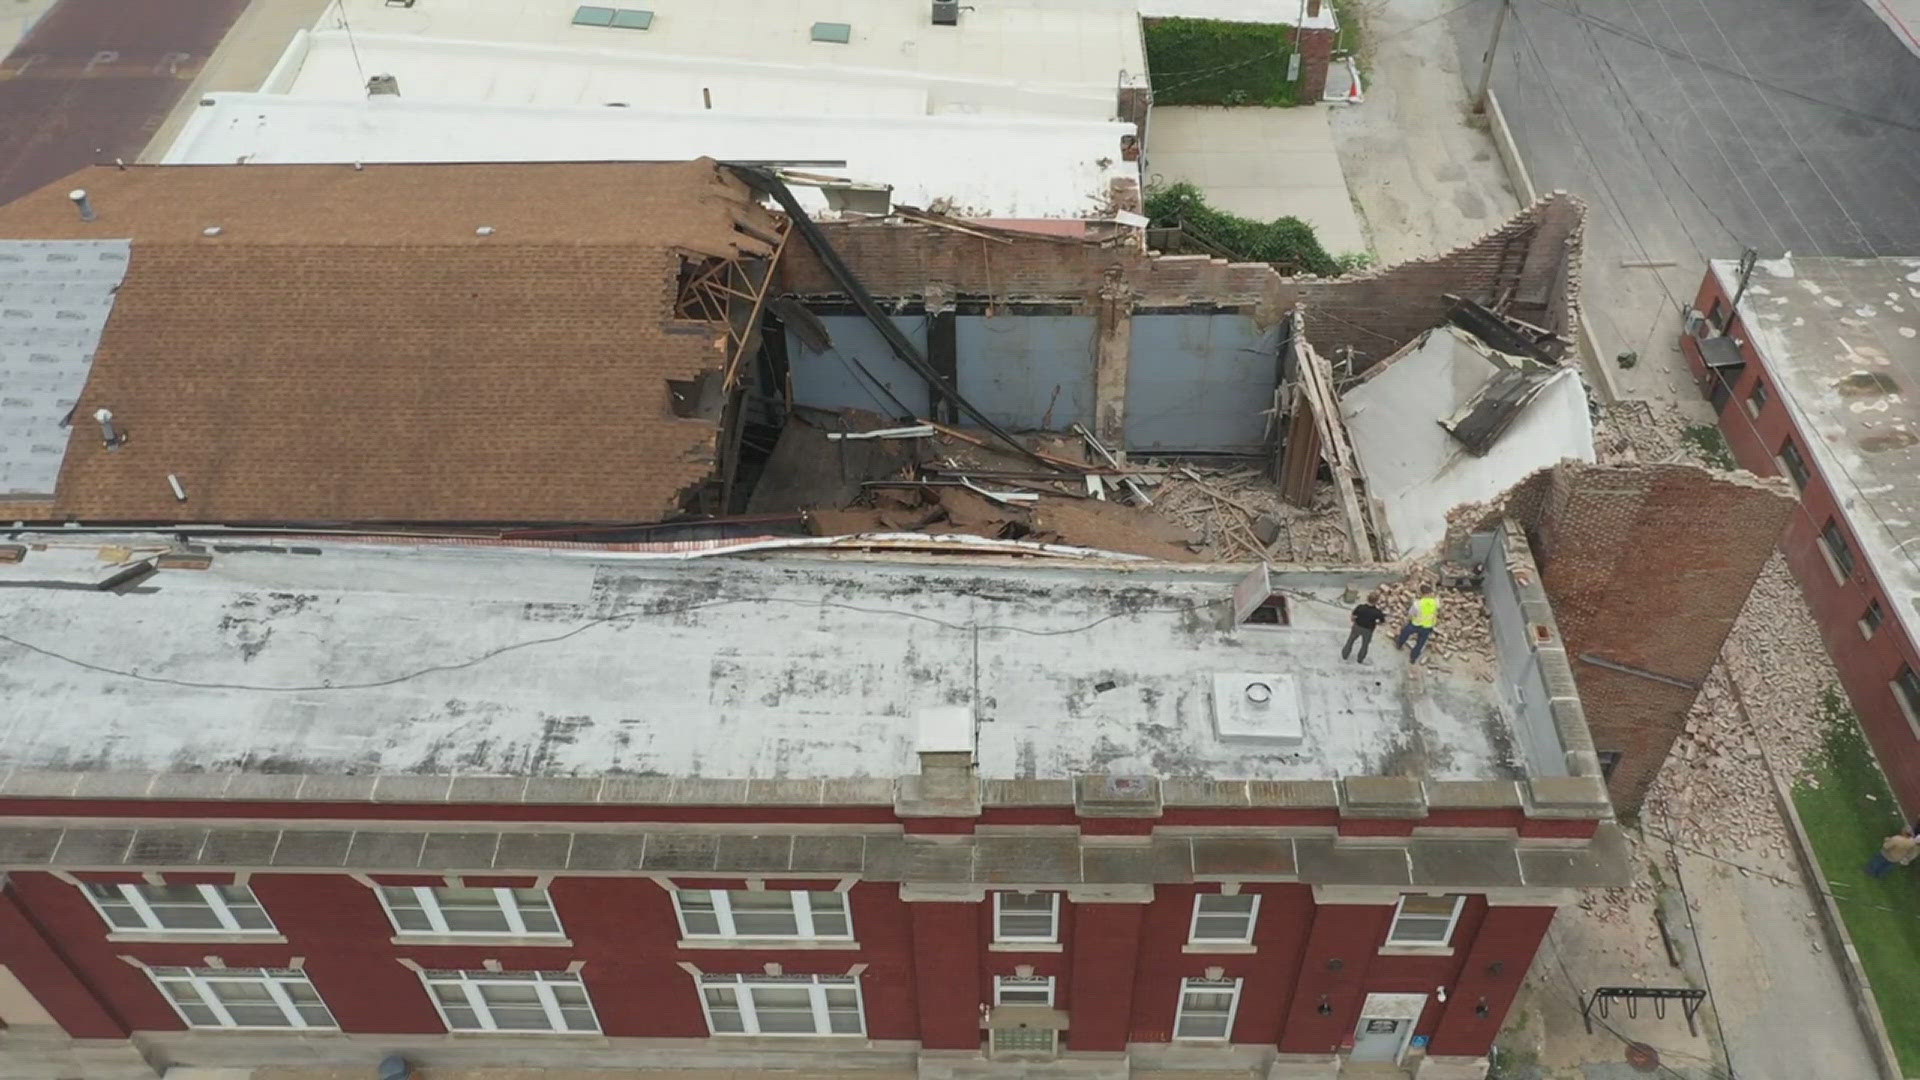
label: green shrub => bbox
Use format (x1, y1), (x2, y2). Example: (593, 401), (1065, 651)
(1144, 18), (1296, 107)
(1144, 182), (1340, 276)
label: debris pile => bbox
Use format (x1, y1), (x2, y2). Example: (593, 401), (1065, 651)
(1149, 467), (1352, 562)
(755, 407), (1364, 563)
(1642, 554), (1838, 864)
(1371, 564), (1497, 669)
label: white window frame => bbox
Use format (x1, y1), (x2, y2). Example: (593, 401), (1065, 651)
(993, 974), (1056, 1006)
(376, 885), (564, 937)
(1187, 893), (1260, 945)
(992, 891), (1060, 943)
(1173, 977), (1242, 1041)
(697, 973), (866, 1037)
(148, 967), (335, 1030)
(671, 889), (853, 940)
(82, 882), (276, 935)
(1386, 894), (1466, 947)
(419, 970), (601, 1034)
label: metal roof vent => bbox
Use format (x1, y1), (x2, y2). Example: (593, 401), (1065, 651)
(366, 73), (400, 96)
(69, 189), (95, 221)
(811, 21), (851, 43)
(932, 0), (959, 25)
(1211, 672), (1303, 747)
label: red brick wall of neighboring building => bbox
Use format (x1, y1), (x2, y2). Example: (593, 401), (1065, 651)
(1681, 270), (1920, 814)
(0, 867), (1556, 1061)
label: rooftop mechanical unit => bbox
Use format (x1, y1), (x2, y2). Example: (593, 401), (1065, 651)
(1210, 672), (1304, 748)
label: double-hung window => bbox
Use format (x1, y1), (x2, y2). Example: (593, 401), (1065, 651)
(84, 883), (275, 935)
(149, 967), (334, 1030)
(698, 973), (865, 1035)
(992, 892), (1059, 943)
(422, 970), (600, 1033)
(1173, 977), (1241, 1040)
(1387, 894), (1465, 947)
(378, 885), (563, 936)
(673, 889), (851, 939)
(1188, 893), (1259, 945)
(993, 974), (1056, 1006)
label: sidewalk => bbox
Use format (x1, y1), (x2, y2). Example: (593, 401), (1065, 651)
(1863, 0), (1920, 57)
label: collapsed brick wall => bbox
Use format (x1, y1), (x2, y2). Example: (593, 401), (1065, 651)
(1451, 463), (1795, 813)
(775, 193), (1585, 375)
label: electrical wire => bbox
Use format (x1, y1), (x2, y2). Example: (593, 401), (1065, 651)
(0, 595), (1232, 694)
(1541, 929), (1735, 1080)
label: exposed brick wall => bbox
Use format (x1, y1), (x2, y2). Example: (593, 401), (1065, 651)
(777, 194), (1585, 376)
(1459, 463), (1796, 813)
(1298, 27), (1336, 104)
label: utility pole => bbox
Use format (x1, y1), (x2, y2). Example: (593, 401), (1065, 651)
(1473, 0), (1511, 114)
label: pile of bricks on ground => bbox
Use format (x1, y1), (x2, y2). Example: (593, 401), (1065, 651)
(1577, 553), (1842, 921)
(1371, 564), (1498, 670)
(1592, 399), (1696, 465)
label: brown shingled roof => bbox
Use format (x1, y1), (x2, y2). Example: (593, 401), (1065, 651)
(0, 160), (781, 525)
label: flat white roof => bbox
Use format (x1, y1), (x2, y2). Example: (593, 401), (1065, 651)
(0, 539), (1527, 783)
(276, 31), (1117, 120)
(1721, 256), (1920, 649)
(310, 0), (1148, 100)
(166, 94), (1135, 219)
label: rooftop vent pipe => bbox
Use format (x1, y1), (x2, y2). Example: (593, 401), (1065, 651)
(94, 408), (125, 449)
(69, 189), (95, 221)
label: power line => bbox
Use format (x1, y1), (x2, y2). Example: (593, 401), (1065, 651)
(1532, 0), (1920, 139)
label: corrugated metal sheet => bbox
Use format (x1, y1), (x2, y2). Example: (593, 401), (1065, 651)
(1123, 314), (1282, 452)
(0, 239), (130, 497)
(787, 314), (931, 418)
(955, 314), (1097, 431)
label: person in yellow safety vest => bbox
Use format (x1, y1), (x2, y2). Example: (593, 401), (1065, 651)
(1394, 587), (1440, 664)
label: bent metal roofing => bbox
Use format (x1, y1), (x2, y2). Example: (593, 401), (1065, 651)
(0, 160), (779, 526)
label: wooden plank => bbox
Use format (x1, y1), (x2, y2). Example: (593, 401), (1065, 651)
(1296, 336), (1375, 561)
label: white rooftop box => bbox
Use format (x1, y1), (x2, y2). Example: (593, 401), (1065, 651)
(1211, 673), (1304, 747)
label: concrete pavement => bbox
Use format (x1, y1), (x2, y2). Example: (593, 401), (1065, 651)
(1146, 104), (1373, 260)
(1448, 0), (1920, 403)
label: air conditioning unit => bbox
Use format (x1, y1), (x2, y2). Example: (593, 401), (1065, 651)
(932, 0), (960, 26)
(1682, 307), (1704, 336)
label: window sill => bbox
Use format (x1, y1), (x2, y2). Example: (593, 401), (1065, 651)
(181, 1027), (343, 1037)
(1181, 942), (1257, 954)
(677, 938), (860, 951)
(446, 1030), (606, 1039)
(107, 932), (287, 945)
(709, 1033), (871, 1043)
(988, 941), (1063, 953)
(1377, 944), (1454, 957)
(391, 934), (572, 948)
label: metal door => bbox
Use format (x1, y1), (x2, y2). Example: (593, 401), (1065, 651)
(1350, 1016), (1412, 1063)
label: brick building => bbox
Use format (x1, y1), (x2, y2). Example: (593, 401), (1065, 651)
(1680, 257), (1920, 813)
(1450, 463), (1797, 814)
(0, 529), (1625, 1080)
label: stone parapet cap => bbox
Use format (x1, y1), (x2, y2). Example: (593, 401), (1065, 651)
(0, 821), (1634, 889)
(1339, 776), (1427, 818)
(0, 769), (899, 808)
(1522, 775), (1613, 819)
(1424, 781), (1524, 809)
(1073, 776), (1163, 819)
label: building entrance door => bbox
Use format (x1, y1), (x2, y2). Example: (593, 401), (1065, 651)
(1349, 993), (1425, 1064)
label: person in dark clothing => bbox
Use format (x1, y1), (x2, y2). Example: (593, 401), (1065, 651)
(1343, 593), (1387, 662)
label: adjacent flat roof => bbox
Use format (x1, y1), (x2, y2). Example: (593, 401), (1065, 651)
(0, 161), (778, 526)
(307, 0), (1149, 100)
(166, 94), (1136, 220)
(0, 539), (1531, 783)
(1723, 256), (1920, 646)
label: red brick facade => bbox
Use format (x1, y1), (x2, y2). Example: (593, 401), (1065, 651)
(0, 795), (1578, 1077)
(1681, 270), (1920, 814)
